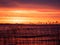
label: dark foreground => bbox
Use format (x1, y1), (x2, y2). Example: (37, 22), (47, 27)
(0, 24), (60, 45)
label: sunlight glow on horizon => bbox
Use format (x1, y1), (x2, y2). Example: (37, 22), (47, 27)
(0, 9), (60, 24)
(0, 17), (60, 24)
(0, 17), (38, 24)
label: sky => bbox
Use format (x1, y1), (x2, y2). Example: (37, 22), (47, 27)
(0, 0), (60, 24)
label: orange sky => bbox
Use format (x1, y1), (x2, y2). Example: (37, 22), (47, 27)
(0, 0), (60, 24)
(0, 7), (60, 24)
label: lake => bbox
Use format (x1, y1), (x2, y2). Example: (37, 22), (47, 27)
(0, 24), (60, 45)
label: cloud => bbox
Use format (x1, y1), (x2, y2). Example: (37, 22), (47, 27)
(0, 0), (60, 9)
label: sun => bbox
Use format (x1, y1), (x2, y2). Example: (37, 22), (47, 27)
(11, 19), (25, 24)
(0, 17), (29, 24)
(9, 17), (26, 24)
